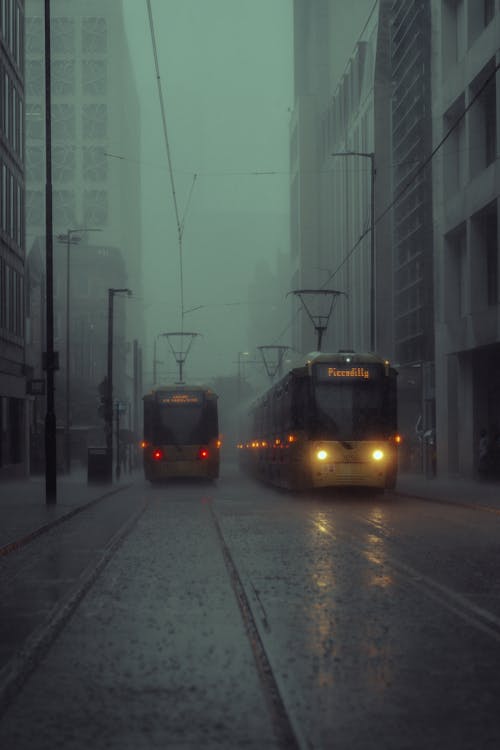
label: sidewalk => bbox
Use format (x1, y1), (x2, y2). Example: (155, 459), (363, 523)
(395, 471), (500, 512)
(0, 468), (135, 552)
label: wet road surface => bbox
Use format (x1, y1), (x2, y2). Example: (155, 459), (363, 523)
(1, 464), (500, 749)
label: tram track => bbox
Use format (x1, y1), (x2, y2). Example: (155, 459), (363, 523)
(0, 498), (147, 717)
(209, 502), (307, 750)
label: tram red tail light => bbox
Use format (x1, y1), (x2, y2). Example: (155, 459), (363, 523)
(152, 448), (164, 461)
(198, 447), (209, 460)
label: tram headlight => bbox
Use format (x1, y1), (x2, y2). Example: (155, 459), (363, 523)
(316, 449), (328, 461)
(372, 449), (384, 461)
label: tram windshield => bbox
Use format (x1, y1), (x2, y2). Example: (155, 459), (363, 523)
(150, 391), (218, 445)
(312, 382), (389, 440)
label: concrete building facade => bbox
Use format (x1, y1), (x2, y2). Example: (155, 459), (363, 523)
(289, 0), (391, 357)
(24, 0), (143, 467)
(0, 0), (27, 477)
(432, 0), (500, 477)
(390, 0), (435, 473)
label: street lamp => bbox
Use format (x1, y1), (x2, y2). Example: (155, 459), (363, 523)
(106, 288), (132, 481)
(331, 151), (376, 351)
(57, 227), (102, 474)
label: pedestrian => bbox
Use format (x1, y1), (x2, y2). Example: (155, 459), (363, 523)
(478, 429), (490, 478)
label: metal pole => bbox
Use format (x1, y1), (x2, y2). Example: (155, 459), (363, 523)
(65, 231), (70, 473)
(44, 0), (57, 503)
(153, 337), (157, 385)
(317, 326), (325, 352)
(133, 339), (138, 456)
(106, 290), (114, 479)
(370, 153), (376, 352)
(115, 400), (120, 480)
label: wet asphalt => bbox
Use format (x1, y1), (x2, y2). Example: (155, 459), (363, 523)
(1, 464), (500, 749)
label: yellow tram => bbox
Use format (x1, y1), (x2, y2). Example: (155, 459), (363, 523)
(142, 385), (220, 481)
(239, 351), (399, 491)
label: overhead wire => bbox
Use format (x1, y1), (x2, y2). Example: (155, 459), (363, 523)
(146, 0), (185, 328)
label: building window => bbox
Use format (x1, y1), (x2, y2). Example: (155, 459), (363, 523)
(53, 145), (75, 183)
(469, 61), (497, 176)
(52, 103), (75, 141)
(26, 145), (44, 181)
(84, 189), (107, 226)
(82, 59), (106, 95)
(83, 146), (107, 182)
(443, 0), (466, 66)
(82, 17), (107, 54)
(444, 223), (467, 319)
(26, 16), (43, 55)
(484, 0), (495, 26)
(82, 103), (107, 139)
(26, 103), (43, 140)
(52, 17), (74, 55)
(443, 96), (466, 194)
(471, 202), (498, 309)
(0, 258), (4, 328)
(52, 59), (75, 96)
(53, 190), (76, 228)
(26, 189), (44, 225)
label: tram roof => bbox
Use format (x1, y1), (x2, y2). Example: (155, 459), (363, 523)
(145, 383), (218, 398)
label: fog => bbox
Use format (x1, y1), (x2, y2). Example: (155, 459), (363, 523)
(122, 0), (293, 386)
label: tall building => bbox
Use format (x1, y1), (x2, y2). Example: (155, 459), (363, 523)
(0, 0), (27, 477)
(24, 0), (143, 460)
(432, 0), (499, 477)
(390, 0), (435, 471)
(290, 0), (391, 356)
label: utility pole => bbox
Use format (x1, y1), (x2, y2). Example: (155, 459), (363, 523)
(115, 400), (121, 480)
(44, 0), (57, 503)
(106, 288), (131, 480)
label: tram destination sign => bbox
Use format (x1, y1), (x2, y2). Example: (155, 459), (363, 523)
(314, 363), (382, 382)
(158, 391), (203, 405)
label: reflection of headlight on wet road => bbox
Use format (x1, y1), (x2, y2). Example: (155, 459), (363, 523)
(372, 449), (384, 461)
(316, 449), (328, 461)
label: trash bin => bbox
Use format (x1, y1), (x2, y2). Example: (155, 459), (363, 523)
(87, 447), (112, 484)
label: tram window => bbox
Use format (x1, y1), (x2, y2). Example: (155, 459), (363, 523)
(313, 382), (385, 440)
(155, 402), (217, 445)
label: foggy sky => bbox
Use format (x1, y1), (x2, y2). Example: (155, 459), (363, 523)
(122, 0), (293, 383)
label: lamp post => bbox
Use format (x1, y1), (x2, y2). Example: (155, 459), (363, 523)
(106, 288), (132, 481)
(331, 151), (376, 351)
(44, 0), (56, 503)
(57, 227), (101, 474)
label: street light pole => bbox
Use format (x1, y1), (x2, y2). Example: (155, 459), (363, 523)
(44, 0), (56, 503)
(331, 151), (376, 351)
(106, 288), (131, 481)
(57, 227), (101, 474)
